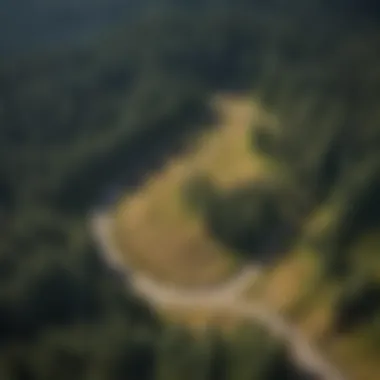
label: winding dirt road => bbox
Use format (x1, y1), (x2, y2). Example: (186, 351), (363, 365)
(90, 211), (346, 380)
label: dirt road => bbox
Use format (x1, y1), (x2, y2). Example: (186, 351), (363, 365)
(90, 211), (345, 380)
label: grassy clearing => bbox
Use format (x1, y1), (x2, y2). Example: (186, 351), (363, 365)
(325, 330), (380, 380)
(110, 94), (272, 286)
(248, 230), (380, 380)
(252, 248), (320, 312)
(108, 92), (380, 379)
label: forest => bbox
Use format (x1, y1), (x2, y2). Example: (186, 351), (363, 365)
(1, 0), (380, 379)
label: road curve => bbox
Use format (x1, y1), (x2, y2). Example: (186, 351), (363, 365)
(89, 210), (346, 380)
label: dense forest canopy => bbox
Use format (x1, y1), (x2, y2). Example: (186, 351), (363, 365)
(1, 0), (380, 379)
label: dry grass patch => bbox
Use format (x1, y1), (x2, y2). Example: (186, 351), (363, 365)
(326, 332), (380, 380)
(110, 94), (272, 286)
(254, 246), (320, 313)
(296, 288), (337, 343)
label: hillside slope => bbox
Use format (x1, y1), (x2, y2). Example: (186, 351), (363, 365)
(111, 95), (273, 286)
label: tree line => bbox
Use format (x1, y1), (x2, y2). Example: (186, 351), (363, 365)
(1, 0), (378, 378)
